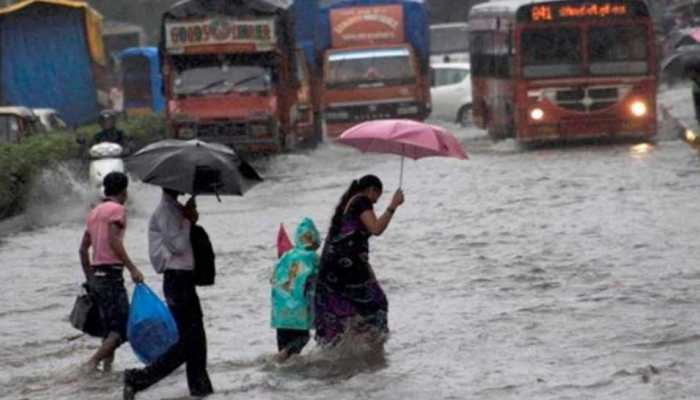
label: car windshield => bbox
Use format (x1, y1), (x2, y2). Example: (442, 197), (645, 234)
(0, 114), (21, 143)
(522, 27), (584, 79)
(588, 25), (649, 76)
(432, 67), (470, 87)
(326, 47), (416, 88)
(173, 55), (273, 96)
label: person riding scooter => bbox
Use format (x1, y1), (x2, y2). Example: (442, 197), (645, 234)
(88, 111), (128, 198)
(94, 110), (126, 147)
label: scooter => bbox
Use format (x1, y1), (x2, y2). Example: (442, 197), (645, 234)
(88, 142), (125, 198)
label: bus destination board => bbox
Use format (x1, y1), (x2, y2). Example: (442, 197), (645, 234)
(518, 1), (649, 23)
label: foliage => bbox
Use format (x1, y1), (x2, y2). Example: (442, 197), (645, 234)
(0, 115), (167, 218)
(0, 133), (79, 218)
(76, 113), (168, 149)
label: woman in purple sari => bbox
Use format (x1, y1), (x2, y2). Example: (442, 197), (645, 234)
(314, 175), (404, 347)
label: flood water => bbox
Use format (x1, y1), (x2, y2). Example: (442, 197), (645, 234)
(2, 115), (700, 399)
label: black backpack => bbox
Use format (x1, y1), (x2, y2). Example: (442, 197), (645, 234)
(191, 224), (216, 286)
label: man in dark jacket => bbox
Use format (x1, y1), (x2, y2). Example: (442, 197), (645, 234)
(94, 111), (126, 146)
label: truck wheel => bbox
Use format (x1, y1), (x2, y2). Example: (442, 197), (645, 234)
(457, 105), (472, 127)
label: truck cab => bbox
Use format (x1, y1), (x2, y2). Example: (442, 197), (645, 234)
(323, 45), (427, 131)
(161, 0), (321, 155)
(317, 1), (431, 137)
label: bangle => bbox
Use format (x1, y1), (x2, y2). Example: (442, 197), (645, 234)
(387, 207), (396, 214)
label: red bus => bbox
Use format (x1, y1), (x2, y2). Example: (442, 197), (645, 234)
(468, 0), (658, 142)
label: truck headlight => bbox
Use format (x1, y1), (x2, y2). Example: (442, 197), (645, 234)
(630, 101), (648, 118)
(530, 108), (545, 121)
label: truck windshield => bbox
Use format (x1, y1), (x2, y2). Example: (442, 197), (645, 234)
(522, 27), (583, 79)
(588, 25), (649, 76)
(326, 47), (416, 88)
(174, 58), (272, 96)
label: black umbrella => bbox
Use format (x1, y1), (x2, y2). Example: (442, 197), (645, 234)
(662, 45), (700, 80)
(127, 139), (263, 198)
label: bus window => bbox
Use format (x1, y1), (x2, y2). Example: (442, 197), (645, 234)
(470, 32), (495, 77)
(589, 25), (648, 76)
(522, 28), (583, 78)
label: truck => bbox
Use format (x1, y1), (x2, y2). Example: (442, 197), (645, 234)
(160, 0), (322, 154)
(316, 0), (431, 137)
(0, 0), (108, 126)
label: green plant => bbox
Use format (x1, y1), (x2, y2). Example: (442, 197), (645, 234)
(0, 115), (167, 218)
(0, 132), (80, 218)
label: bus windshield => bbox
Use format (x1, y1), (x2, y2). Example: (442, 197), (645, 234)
(522, 27), (583, 79)
(588, 25), (648, 76)
(521, 24), (650, 79)
(326, 47), (416, 88)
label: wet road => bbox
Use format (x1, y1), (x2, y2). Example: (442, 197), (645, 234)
(2, 117), (700, 400)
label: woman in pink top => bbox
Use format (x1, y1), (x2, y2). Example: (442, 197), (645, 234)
(78, 171), (144, 372)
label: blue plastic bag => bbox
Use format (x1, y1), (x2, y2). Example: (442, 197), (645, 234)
(127, 283), (179, 364)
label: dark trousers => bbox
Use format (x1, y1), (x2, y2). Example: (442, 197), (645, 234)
(693, 90), (700, 123)
(126, 270), (213, 396)
(276, 329), (310, 355)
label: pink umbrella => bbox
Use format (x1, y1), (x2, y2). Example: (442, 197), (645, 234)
(337, 119), (468, 187)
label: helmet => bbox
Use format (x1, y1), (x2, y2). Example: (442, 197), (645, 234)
(98, 110), (117, 125)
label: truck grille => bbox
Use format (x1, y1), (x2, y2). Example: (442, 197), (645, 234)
(326, 101), (422, 123)
(197, 122), (249, 138)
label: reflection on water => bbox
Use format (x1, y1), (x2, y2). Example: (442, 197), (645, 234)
(630, 143), (654, 158)
(2, 123), (700, 399)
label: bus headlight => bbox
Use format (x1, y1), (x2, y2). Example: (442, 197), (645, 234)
(630, 101), (648, 118)
(530, 108), (544, 121)
(686, 129), (697, 143)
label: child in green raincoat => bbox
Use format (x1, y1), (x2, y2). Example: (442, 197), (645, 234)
(271, 218), (320, 361)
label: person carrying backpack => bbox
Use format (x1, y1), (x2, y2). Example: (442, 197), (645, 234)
(123, 189), (213, 399)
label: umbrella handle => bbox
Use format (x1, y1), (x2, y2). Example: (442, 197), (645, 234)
(399, 154), (404, 189)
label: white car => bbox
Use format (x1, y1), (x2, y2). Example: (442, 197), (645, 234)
(32, 108), (68, 131)
(430, 63), (472, 126)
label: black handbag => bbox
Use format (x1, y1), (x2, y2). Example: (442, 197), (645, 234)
(69, 283), (106, 337)
(191, 224), (216, 286)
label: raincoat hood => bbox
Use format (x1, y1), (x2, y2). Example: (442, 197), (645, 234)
(294, 218), (320, 251)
